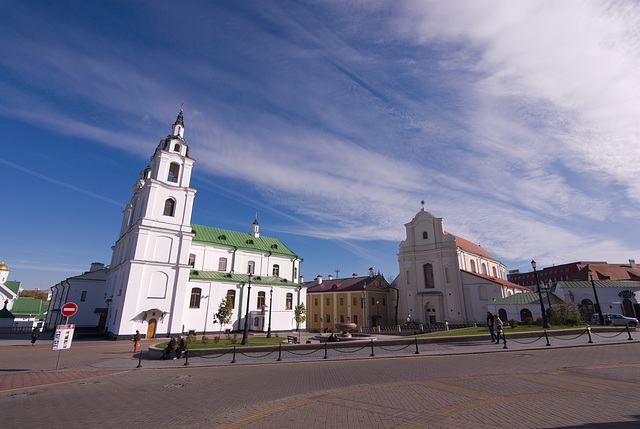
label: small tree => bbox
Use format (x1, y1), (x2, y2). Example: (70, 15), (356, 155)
(213, 297), (233, 337)
(294, 303), (306, 342)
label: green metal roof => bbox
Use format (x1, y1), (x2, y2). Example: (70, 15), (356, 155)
(190, 224), (299, 258)
(189, 271), (305, 287)
(3, 281), (21, 294)
(556, 280), (640, 289)
(493, 292), (565, 306)
(11, 297), (49, 318)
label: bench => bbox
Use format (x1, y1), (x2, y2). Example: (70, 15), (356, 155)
(287, 335), (298, 344)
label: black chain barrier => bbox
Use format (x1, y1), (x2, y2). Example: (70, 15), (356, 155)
(192, 349), (233, 359)
(377, 340), (415, 353)
(507, 332), (547, 345)
(333, 343), (370, 354)
(237, 349), (277, 359)
(285, 344), (325, 356)
(548, 330), (587, 341)
(592, 328), (627, 339)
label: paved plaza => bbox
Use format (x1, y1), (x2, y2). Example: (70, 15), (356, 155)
(1, 330), (639, 428)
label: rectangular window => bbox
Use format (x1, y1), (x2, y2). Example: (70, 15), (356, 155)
(314, 314), (318, 322)
(340, 298), (344, 306)
(326, 314), (330, 323)
(340, 315), (345, 323)
(188, 254), (196, 267)
(353, 297), (357, 306)
(286, 293), (293, 310)
(382, 298), (386, 306)
(257, 291), (265, 309)
(326, 298), (330, 306)
(218, 257), (227, 271)
(424, 263), (435, 288)
(371, 297), (375, 306)
(190, 288), (201, 308)
(226, 290), (236, 309)
(80, 291), (87, 302)
(272, 264), (279, 276)
(247, 261), (255, 274)
(353, 315), (358, 324)
(314, 298), (318, 306)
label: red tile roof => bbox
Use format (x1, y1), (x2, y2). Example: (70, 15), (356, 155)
(445, 232), (497, 260)
(462, 270), (532, 291)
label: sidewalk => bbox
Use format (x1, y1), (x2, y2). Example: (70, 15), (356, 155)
(1, 327), (635, 380)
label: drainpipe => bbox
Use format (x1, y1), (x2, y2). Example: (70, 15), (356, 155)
(230, 247), (238, 273)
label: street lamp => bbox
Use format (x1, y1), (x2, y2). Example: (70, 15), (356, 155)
(241, 273), (253, 345)
(589, 269), (604, 325)
(531, 260), (550, 329)
(266, 287), (273, 338)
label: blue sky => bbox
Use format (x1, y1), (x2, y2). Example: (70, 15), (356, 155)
(1, 1), (639, 290)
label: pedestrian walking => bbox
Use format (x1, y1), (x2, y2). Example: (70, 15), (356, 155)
(132, 330), (141, 352)
(487, 312), (496, 342)
(30, 327), (40, 346)
(495, 315), (504, 345)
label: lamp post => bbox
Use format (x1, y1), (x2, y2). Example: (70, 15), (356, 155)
(531, 260), (550, 329)
(266, 287), (273, 338)
(376, 300), (380, 327)
(589, 269), (604, 325)
(241, 273), (253, 345)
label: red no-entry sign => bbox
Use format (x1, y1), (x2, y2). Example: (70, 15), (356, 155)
(61, 302), (78, 317)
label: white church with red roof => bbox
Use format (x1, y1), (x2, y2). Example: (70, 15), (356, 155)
(396, 208), (529, 325)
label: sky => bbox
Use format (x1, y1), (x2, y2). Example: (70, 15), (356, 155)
(1, 0), (639, 290)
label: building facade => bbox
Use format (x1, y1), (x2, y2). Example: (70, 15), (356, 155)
(304, 270), (391, 332)
(396, 208), (528, 325)
(103, 110), (304, 339)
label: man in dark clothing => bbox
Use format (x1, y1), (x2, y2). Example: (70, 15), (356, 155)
(162, 336), (177, 359)
(176, 336), (188, 358)
(31, 327), (40, 346)
(486, 312), (496, 342)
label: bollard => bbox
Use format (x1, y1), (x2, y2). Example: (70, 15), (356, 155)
(136, 350), (143, 368)
(231, 345), (236, 363)
(323, 342), (328, 359)
(626, 326), (633, 341)
(183, 348), (189, 366)
(370, 339), (375, 357)
(587, 327), (593, 343)
(414, 337), (420, 354)
(543, 329), (550, 346)
(277, 344), (282, 361)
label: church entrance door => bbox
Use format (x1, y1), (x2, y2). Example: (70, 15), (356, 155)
(147, 318), (157, 338)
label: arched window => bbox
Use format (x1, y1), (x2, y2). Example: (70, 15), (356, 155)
(173, 143), (181, 152)
(622, 298), (634, 317)
(492, 267), (497, 277)
(422, 231), (428, 239)
(189, 287), (201, 308)
(482, 263), (487, 275)
(423, 263), (434, 288)
(168, 162), (180, 183)
(163, 198), (175, 216)
(520, 308), (533, 322)
(286, 293), (293, 310)
(272, 264), (279, 276)
(498, 309), (507, 322)
(218, 257), (227, 271)
(188, 254), (196, 267)
(226, 290), (236, 309)
(406, 270), (411, 284)
(257, 291), (266, 309)
(247, 261), (255, 275)
(581, 299), (594, 322)
(470, 260), (476, 273)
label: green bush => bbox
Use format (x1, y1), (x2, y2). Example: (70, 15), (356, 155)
(187, 334), (196, 344)
(201, 336), (209, 344)
(525, 317), (533, 326)
(509, 319), (518, 328)
(565, 319), (578, 326)
(213, 336), (220, 343)
(535, 317), (544, 326)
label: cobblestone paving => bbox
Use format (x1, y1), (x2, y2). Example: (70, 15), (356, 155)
(1, 332), (639, 428)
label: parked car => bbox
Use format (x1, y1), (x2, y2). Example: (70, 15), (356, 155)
(591, 313), (638, 327)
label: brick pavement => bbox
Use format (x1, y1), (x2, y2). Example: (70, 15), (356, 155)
(1, 330), (639, 428)
(2, 342), (639, 428)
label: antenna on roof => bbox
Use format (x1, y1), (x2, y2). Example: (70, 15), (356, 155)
(335, 269), (340, 279)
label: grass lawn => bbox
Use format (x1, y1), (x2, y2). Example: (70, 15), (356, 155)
(155, 335), (296, 349)
(417, 324), (588, 338)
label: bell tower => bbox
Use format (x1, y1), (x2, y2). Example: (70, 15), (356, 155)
(105, 107), (197, 338)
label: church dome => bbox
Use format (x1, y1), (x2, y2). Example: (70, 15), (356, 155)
(0, 262), (8, 271)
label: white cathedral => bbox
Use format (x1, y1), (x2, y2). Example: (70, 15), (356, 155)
(103, 109), (304, 339)
(394, 208), (529, 325)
